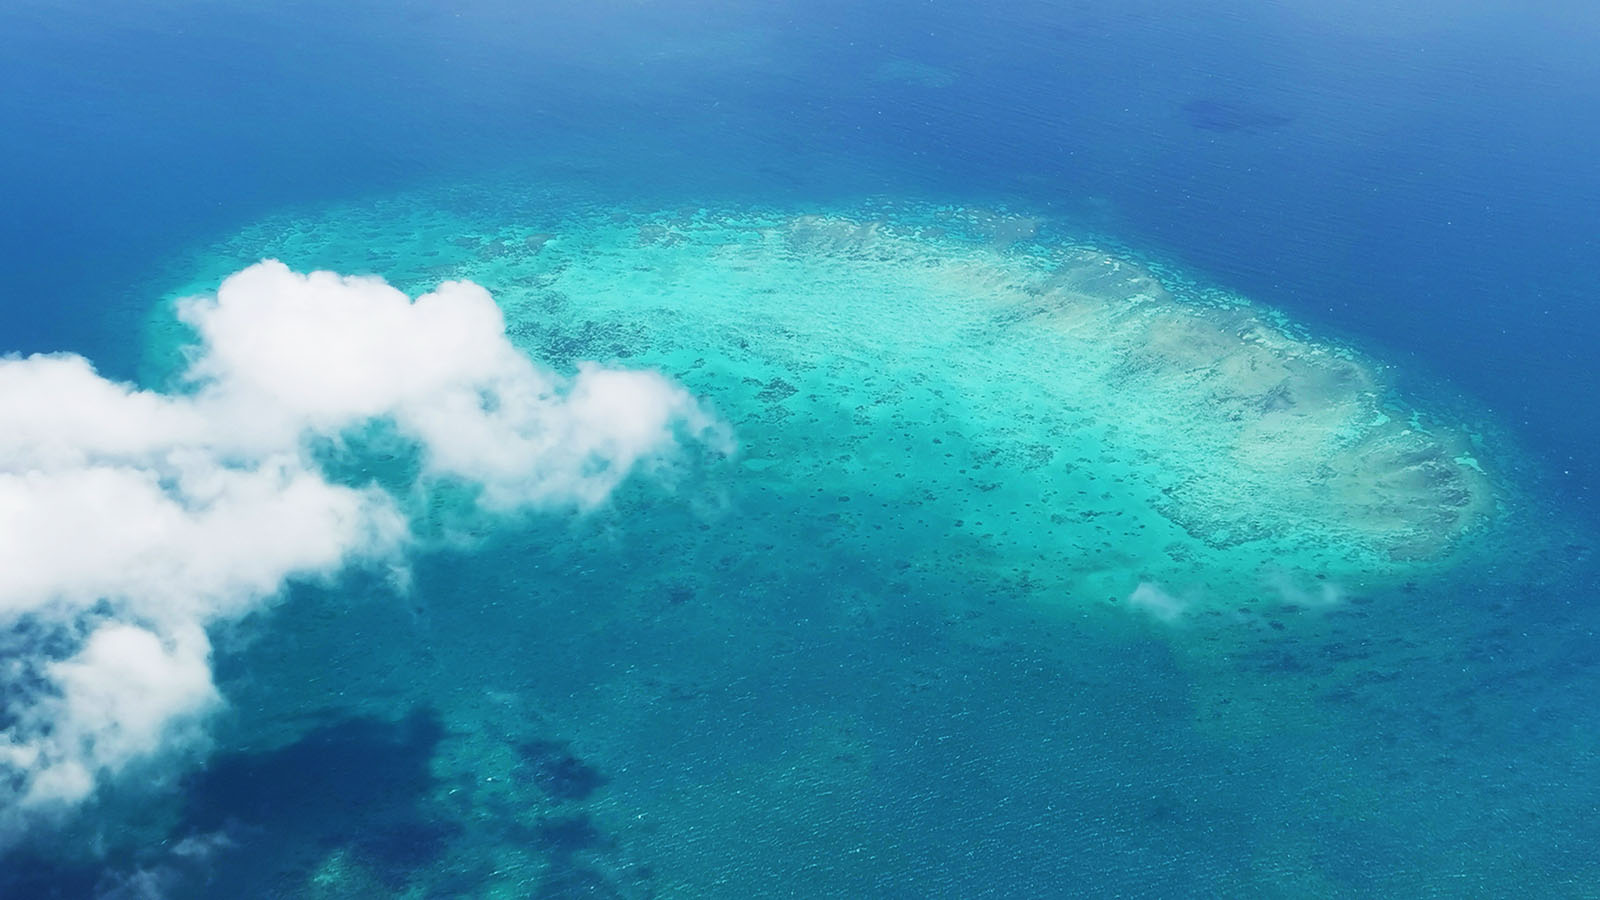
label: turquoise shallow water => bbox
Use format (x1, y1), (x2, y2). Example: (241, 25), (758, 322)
(1, 178), (1577, 897)
(5, 3), (1600, 897)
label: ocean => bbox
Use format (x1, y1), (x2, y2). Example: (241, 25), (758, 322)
(1, 1), (1597, 897)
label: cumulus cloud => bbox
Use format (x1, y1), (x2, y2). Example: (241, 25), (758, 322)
(0, 261), (723, 839)
(10, 624), (218, 810)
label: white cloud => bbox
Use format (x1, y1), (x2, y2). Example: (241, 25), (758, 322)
(1265, 572), (1345, 609)
(1127, 581), (1187, 624)
(16, 623), (219, 809)
(0, 459), (400, 623)
(0, 261), (722, 840)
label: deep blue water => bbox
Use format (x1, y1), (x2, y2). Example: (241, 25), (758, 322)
(5, 0), (1597, 511)
(2, 1), (1598, 896)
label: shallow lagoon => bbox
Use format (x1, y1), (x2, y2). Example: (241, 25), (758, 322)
(5, 0), (1600, 895)
(18, 180), (1573, 898)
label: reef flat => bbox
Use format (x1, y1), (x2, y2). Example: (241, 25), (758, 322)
(152, 186), (1501, 618)
(109, 183), (1579, 898)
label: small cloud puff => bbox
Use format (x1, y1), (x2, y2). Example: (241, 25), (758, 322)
(0, 261), (720, 840)
(1127, 582), (1186, 624)
(1266, 572), (1345, 609)
(10, 624), (218, 810)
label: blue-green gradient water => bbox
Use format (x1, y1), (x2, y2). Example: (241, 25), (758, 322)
(3, 2), (1598, 898)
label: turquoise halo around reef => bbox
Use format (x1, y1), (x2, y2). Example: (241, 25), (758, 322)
(119, 178), (1591, 898)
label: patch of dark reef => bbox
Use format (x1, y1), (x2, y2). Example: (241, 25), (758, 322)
(514, 738), (609, 802)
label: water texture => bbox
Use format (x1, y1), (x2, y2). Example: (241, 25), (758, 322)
(2, 2), (1598, 898)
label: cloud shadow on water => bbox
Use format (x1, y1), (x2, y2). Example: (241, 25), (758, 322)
(177, 706), (455, 895)
(0, 707), (455, 898)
